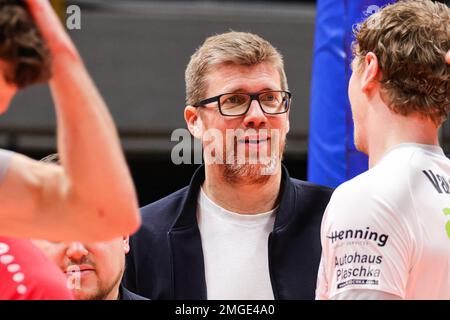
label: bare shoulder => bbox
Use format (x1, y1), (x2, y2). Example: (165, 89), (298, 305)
(0, 153), (67, 237)
(1, 152), (64, 194)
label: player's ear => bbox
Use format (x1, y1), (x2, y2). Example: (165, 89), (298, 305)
(123, 236), (130, 254)
(361, 52), (380, 93)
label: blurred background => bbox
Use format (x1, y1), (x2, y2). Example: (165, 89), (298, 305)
(0, 0), (448, 205)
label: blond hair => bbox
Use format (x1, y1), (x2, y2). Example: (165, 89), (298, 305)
(185, 31), (288, 106)
(354, 0), (450, 125)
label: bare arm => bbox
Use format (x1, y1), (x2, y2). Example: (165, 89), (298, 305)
(0, 0), (140, 242)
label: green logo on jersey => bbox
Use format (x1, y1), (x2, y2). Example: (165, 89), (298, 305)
(444, 208), (450, 239)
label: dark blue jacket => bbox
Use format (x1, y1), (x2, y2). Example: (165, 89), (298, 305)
(123, 165), (333, 300)
(119, 284), (149, 300)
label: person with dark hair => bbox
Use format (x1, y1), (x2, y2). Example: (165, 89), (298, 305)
(32, 237), (148, 300)
(31, 155), (147, 301)
(0, 0), (140, 242)
(316, 0), (450, 300)
(0, 0), (140, 299)
(0, 0), (51, 88)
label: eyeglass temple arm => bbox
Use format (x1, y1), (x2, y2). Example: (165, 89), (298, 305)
(194, 96), (220, 107)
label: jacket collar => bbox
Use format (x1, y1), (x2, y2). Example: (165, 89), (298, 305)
(119, 284), (149, 300)
(171, 165), (205, 230)
(168, 164), (298, 299)
(171, 164), (296, 230)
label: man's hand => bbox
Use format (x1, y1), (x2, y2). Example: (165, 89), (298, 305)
(25, 0), (77, 57)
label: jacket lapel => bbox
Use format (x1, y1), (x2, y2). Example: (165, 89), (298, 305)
(167, 164), (325, 300)
(269, 166), (324, 299)
(168, 165), (207, 299)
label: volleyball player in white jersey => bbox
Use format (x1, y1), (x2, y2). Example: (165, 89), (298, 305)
(316, 0), (450, 299)
(0, 0), (140, 243)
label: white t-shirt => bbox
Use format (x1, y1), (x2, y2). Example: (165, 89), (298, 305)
(197, 188), (276, 300)
(316, 143), (450, 300)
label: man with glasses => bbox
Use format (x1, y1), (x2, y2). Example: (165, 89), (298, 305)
(123, 31), (333, 300)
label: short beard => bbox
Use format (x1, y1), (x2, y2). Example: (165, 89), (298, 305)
(223, 163), (272, 185)
(222, 148), (283, 185)
(84, 267), (124, 300)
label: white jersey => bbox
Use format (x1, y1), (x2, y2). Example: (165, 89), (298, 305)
(197, 188), (276, 300)
(316, 143), (450, 300)
(0, 149), (13, 183)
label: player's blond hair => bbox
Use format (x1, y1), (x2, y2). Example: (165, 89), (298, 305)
(354, 0), (450, 125)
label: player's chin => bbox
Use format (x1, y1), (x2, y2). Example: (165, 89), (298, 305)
(71, 287), (99, 300)
(353, 134), (368, 155)
(73, 292), (94, 301)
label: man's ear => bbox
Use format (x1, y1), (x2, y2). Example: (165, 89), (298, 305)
(446, 50), (450, 65)
(286, 106), (291, 134)
(123, 236), (130, 254)
(184, 106), (203, 139)
(361, 52), (380, 93)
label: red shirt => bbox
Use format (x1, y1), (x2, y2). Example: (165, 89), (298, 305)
(0, 237), (73, 300)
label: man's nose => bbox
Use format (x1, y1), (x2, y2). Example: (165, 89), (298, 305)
(243, 99), (267, 128)
(65, 242), (88, 261)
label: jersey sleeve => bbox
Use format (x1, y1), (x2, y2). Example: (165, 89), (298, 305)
(317, 181), (416, 299)
(0, 237), (73, 300)
(0, 149), (13, 185)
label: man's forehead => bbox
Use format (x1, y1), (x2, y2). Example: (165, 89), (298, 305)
(206, 63), (281, 93)
(208, 62), (279, 78)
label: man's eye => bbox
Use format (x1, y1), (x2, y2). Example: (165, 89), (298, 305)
(261, 93), (278, 102)
(224, 95), (245, 104)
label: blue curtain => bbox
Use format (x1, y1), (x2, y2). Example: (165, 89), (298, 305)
(307, 0), (396, 188)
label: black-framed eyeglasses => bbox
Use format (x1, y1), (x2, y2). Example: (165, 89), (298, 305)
(193, 90), (292, 116)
